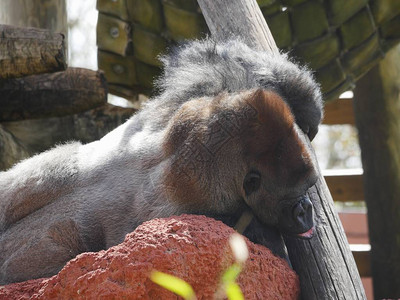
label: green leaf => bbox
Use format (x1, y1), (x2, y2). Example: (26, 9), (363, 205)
(226, 282), (245, 300)
(150, 270), (196, 300)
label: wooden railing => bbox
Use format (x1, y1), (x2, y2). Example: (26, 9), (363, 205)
(322, 98), (371, 279)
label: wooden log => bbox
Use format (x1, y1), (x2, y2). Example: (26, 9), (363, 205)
(285, 162), (366, 299)
(198, 0), (279, 55)
(323, 98), (355, 125)
(0, 68), (107, 122)
(0, 25), (67, 79)
(353, 44), (400, 299)
(197, 0), (366, 298)
(0, 125), (30, 171)
(2, 104), (136, 155)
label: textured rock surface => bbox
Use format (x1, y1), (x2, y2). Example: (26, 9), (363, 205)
(0, 215), (299, 299)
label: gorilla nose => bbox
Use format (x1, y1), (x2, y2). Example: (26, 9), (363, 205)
(279, 195), (314, 239)
(291, 196), (314, 238)
(292, 197), (313, 225)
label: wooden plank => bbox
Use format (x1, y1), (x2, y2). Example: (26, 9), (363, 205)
(323, 98), (355, 125)
(339, 212), (369, 244)
(352, 247), (371, 277)
(339, 213), (370, 277)
(97, 0), (129, 20)
(0, 68), (107, 122)
(98, 50), (137, 86)
(97, 13), (132, 56)
(323, 170), (365, 202)
(197, 0), (366, 299)
(0, 25), (66, 79)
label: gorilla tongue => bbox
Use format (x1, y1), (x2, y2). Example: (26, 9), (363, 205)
(297, 226), (315, 239)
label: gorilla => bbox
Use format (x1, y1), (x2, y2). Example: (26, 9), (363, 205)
(0, 38), (322, 284)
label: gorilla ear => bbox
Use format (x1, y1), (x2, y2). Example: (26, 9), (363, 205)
(246, 89), (295, 126)
(248, 89), (322, 141)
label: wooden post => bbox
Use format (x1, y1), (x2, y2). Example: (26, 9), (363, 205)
(0, 0), (67, 47)
(353, 44), (400, 299)
(197, 0), (278, 55)
(197, 0), (366, 298)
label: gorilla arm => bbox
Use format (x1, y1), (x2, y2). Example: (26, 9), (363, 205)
(0, 142), (81, 232)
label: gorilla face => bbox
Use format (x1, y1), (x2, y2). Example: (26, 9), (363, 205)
(238, 89), (317, 238)
(243, 169), (316, 239)
(163, 89), (318, 239)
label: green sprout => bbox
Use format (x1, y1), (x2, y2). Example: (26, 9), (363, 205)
(226, 281), (245, 300)
(150, 270), (196, 300)
(150, 233), (248, 300)
(221, 263), (245, 300)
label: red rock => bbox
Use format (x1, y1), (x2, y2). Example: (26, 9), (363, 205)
(0, 215), (299, 299)
(0, 278), (45, 300)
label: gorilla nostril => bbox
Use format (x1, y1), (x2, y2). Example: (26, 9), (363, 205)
(280, 195), (314, 237)
(293, 202), (305, 220)
(292, 197), (313, 221)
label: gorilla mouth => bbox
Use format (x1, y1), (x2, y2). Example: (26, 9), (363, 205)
(232, 207), (315, 240)
(293, 226), (315, 239)
(224, 208), (315, 260)
(278, 194), (315, 240)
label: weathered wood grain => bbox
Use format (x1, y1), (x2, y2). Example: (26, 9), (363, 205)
(0, 25), (66, 79)
(285, 169), (366, 299)
(0, 68), (107, 122)
(2, 104), (136, 156)
(197, 0), (279, 55)
(0, 0), (67, 40)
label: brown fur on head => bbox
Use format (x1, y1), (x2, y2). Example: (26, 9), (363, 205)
(162, 89), (317, 227)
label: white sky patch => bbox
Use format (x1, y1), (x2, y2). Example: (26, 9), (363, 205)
(67, 0), (98, 70)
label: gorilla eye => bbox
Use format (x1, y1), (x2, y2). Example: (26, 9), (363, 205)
(243, 172), (261, 196)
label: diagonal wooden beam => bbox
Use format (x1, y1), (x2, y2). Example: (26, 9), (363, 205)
(197, 0), (366, 298)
